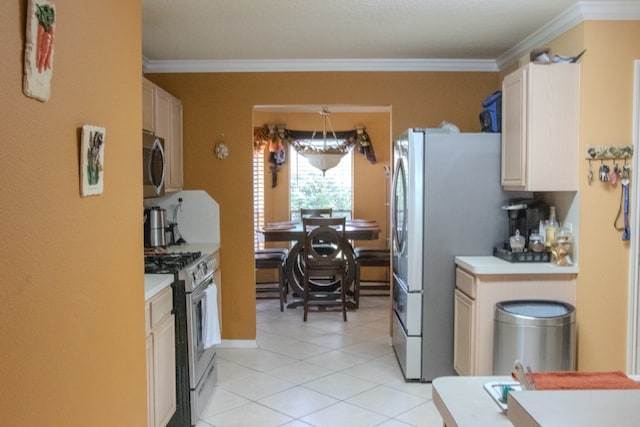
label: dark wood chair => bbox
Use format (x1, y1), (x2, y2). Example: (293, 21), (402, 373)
(301, 217), (348, 321)
(255, 248), (288, 311)
(353, 247), (390, 308)
(300, 208), (334, 254)
(300, 208), (332, 218)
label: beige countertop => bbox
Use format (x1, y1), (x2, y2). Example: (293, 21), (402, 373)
(434, 375), (640, 427)
(433, 375), (514, 427)
(455, 256), (578, 275)
(144, 274), (174, 301)
(508, 388), (640, 427)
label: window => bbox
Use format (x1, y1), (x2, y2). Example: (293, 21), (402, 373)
(253, 150), (265, 250)
(289, 143), (353, 221)
(252, 144), (354, 250)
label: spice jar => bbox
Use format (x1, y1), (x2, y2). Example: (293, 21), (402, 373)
(529, 232), (544, 253)
(509, 230), (526, 252)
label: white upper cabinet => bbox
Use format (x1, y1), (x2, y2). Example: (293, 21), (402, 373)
(143, 78), (183, 192)
(142, 78), (156, 133)
(501, 63), (580, 191)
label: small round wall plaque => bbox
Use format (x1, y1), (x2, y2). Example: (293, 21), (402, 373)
(215, 143), (229, 160)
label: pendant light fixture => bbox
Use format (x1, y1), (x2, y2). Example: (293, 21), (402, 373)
(291, 107), (354, 175)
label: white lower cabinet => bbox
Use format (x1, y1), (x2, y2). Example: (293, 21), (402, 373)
(453, 289), (475, 376)
(146, 287), (176, 427)
(453, 267), (576, 375)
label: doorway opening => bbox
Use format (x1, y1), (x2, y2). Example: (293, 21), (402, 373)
(251, 104), (393, 326)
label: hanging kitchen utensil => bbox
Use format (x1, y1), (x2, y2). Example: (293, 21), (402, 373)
(611, 163), (620, 185)
(511, 360), (535, 390)
(599, 162), (610, 182)
(614, 163), (631, 241)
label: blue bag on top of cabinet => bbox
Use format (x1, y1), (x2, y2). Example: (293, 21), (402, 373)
(479, 90), (502, 132)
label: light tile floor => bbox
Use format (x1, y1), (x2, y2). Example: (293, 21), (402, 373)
(196, 296), (444, 427)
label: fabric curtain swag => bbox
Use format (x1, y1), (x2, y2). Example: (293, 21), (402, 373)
(253, 109), (377, 187)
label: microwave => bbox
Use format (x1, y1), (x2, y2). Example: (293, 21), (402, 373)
(143, 132), (165, 198)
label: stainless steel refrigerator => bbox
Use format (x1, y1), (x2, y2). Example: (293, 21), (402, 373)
(391, 128), (526, 382)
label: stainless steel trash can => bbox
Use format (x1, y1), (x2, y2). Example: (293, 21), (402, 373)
(492, 300), (576, 375)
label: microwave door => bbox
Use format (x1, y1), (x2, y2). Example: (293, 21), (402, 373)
(144, 134), (166, 198)
(149, 138), (165, 194)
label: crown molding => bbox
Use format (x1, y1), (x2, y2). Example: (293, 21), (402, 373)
(253, 104), (392, 113)
(142, 58), (498, 74)
(496, 1), (640, 70)
(143, 1), (640, 74)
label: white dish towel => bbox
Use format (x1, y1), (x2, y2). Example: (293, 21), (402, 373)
(202, 282), (221, 349)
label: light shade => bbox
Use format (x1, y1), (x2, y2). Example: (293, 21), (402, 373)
(301, 152), (346, 174)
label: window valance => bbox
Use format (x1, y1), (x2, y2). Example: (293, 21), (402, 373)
(253, 125), (377, 166)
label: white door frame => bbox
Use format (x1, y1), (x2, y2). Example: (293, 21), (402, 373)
(627, 60), (640, 374)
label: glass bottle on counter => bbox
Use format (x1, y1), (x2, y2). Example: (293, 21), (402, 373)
(550, 227), (574, 266)
(545, 206), (559, 249)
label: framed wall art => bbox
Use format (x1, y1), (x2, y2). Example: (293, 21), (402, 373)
(80, 125), (105, 197)
(23, 0), (56, 102)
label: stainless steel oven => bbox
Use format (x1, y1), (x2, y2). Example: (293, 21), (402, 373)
(145, 251), (218, 427)
(184, 253), (218, 426)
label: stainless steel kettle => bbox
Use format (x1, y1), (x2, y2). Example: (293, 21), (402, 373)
(144, 206), (167, 247)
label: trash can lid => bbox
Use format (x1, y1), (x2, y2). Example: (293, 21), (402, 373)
(495, 300), (575, 326)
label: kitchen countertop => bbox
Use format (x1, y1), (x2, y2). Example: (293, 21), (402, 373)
(144, 242), (220, 301)
(508, 388), (640, 427)
(433, 375), (514, 427)
(434, 375), (640, 427)
(145, 274), (174, 301)
(455, 256), (578, 275)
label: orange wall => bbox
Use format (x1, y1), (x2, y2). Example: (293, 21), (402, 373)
(518, 21), (640, 371)
(577, 21), (640, 370)
(0, 1), (147, 425)
(146, 72), (500, 339)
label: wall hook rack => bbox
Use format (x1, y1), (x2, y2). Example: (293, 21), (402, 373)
(585, 146), (633, 186)
(585, 145), (633, 160)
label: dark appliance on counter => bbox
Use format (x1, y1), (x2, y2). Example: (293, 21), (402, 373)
(501, 199), (549, 249)
(143, 132), (166, 198)
(145, 251), (218, 427)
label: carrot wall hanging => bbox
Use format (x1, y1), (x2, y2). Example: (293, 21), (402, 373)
(23, 0), (56, 102)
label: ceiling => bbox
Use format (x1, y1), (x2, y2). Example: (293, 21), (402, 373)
(142, 0), (640, 73)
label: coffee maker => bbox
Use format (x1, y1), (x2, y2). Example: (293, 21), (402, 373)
(501, 199), (549, 250)
(144, 206), (167, 247)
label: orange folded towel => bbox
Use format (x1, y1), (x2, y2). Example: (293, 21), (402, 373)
(532, 371), (640, 390)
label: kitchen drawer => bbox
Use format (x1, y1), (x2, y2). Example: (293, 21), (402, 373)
(150, 286), (173, 328)
(456, 267), (476, 298)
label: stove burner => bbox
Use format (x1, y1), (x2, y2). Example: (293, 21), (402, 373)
(144, 251), (202, 274)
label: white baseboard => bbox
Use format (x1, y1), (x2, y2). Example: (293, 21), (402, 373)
(218, 339), (258, 348)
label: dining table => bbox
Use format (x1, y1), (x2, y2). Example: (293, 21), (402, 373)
(258, 219), (381, 307)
